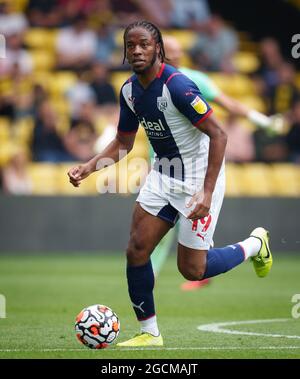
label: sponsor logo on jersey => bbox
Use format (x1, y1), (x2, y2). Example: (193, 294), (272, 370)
(190, 96), (208, 114)
(157, 97), (168, 112)
(140, 117), (166, 131)
(139, 117), (169, 138)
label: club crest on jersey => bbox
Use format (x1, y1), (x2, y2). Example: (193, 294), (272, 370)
(128, 96), (135, 105)
(190, 96), (208, 114)
(157, 97), (168, 112)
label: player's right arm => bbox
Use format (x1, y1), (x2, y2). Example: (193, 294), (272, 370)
(68, 132), (136, 187)
(68, 83), (139, 187)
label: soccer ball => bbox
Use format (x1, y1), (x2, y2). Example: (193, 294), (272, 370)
(75, 304), (120, 349)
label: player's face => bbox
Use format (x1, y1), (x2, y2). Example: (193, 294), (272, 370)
(126, 27), (159, 74)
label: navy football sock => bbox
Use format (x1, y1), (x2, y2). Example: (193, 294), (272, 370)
(203, 244), (245, 279)
(127, 261), (156, 321)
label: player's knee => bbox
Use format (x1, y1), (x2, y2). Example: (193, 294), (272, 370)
(126, 236), (150, 266)
(178, 263), (205, 281)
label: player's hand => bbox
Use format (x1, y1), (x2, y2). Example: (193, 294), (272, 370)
(186, 190), (212, 221)
(68, 163), (93, 187)
(268, 113), (286, 135)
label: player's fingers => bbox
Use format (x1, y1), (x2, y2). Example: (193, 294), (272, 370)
(69, 177), (80, 187)
(69, 166), (85, 180)
(68, 167), (79, 179)
(187, 204), (201, 219)
(186, 194), (197, 208)
(188, 204), (209, 220)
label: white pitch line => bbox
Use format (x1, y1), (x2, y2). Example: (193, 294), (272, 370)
(1, 319), (299, 353)
(1, 346), (300, 352)
(197, 318), (300, 339)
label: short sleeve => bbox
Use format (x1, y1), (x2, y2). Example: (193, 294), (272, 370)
(167, 74), (213, 127)
(117, 86), (139, 134)
(180, 67), (221, 102)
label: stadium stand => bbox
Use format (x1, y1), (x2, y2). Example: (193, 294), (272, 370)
(0, 0), (299, 196)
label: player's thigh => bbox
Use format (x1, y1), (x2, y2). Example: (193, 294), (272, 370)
(176, 176), (225, 251)
(127, 202), (172, 265)
(176, 180), (225, 278)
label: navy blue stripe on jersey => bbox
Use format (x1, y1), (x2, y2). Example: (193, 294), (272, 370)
(166, 72), (212, 126)
(117, 82), (139, 134)
(157, 203), (179, 226)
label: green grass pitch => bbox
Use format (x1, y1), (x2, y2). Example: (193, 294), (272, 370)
(0, 253), (299, 359)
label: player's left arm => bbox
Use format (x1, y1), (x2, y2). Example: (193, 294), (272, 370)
(187, 114), (227, 221)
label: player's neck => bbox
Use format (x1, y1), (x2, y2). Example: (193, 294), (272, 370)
(136, 61), (163, 89)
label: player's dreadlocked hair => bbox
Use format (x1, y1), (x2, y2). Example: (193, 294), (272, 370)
(123, 20), (166, 64)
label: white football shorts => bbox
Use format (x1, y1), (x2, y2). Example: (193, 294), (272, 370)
(136, 169), (225, 250)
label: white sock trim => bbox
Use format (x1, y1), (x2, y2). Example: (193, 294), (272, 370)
(239, 237), (262, 260)
(140, 315), (159, 337)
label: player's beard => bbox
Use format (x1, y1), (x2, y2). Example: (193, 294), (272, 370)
(132, 50), (158, 74)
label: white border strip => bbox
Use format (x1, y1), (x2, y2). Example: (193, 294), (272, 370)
(0, 346), (300, 352)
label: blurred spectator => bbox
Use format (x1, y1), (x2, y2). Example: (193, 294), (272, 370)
(0, 33), (33, 77)
(265, 62), (299, 115)
(56, 13), (97, 71)
(26, 0), (61, 27)
(253, 129), (288, 163)
(15, 83), (48, 119)
(95, 24), (117, 65)
(89, 63), (117, 108)
(64, 119), (97, 161)
(135, 0), (173, 29)
(110, 0), (144, 26)
(286, 100), (300, 163)
(253, 38), (285, 91)
(170, 0), (211, 30)
(58, 0), (93, 25)
(190, 15), (238, 72)
(2, 148), (32, 195)
(1, 80), (48, 122)
(30, 84), (49, 117)
(88, 0), (115, 30)
(0, 0), (28, 37)
(65, 70), (96, 121)
(223, 115), (255, 163)
(73, 102), (96, 126)
(32, 100), (74, 162)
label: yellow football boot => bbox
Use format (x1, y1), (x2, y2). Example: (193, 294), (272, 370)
(250, 227), (273, 278)
(116, 333), (163, 347)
